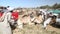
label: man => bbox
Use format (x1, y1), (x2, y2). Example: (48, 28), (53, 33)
(0, 7), (12, 34)
(0, 11), (12, 34)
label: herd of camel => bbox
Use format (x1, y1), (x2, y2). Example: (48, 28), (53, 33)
(0, 9), (60, 34)
(17, 10), (60, 29)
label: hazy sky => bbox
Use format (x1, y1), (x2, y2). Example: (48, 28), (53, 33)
(0, 0), (60, 8)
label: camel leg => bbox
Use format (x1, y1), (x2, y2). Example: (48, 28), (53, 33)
(17, 18), (23, 29)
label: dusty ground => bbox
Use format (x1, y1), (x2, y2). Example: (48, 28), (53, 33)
(13, 24), (60, 34)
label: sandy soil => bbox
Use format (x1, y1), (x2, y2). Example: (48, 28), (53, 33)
(13, 24), (60, 34)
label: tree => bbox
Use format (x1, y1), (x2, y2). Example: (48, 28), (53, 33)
(40, 5), (51, 9)
(52, 3), (60, 9)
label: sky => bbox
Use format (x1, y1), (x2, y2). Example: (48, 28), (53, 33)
(0, 0), (60, 8)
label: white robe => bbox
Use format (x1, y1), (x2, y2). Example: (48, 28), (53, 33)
(0, 12), (12, 34)
(43, 18), (51, 28)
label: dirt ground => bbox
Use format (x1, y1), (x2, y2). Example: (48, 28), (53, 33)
(13, 24), (60, 34)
